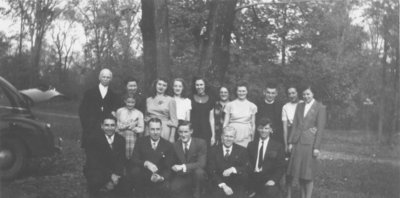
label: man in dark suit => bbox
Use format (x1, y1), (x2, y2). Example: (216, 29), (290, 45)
(83, 116), (126, 197)
(79, 68), (120, 148)
(128, 118), (174, 198)
(256, 83), (284, 144)
(170, 120), (207, 198)
(208, 126), (250, 198)
(247, 118), (285, 198)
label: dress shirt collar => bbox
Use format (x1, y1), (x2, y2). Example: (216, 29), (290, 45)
(182, 138), (192, 149)
(151, 138), (160, 147)
(259, 137), (270, 145)
(105, 134), (115, 144)
(223, 145), (233, 154)
(99, 83), (108, 98)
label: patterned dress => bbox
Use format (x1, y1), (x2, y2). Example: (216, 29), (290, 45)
(116, 107), (144, 159)
(212, 101), (227, 145)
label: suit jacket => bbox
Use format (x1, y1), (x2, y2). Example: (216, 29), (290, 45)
(130, 136), (174, 180)
(173, 138), (207, 173)
(256, 101), (284, 143)
(84, 132), (126, 178)
(79, 86), (120, 138)
(288, 100), (326, 149)
(208, 143), (250, 186)
(247, 138), (285, 183)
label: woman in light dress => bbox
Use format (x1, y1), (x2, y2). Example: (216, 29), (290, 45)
(172, 78), (191, 121)
(223, 82), (257, 147)
(145, 78), (178, 142)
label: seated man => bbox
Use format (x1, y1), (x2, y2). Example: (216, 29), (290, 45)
(208, 126), (250, 198)
(170, 120), (207, 198)
(247, 118), (285, 198)
(128, 118), (174, 198)
(83, 115), (126, 197)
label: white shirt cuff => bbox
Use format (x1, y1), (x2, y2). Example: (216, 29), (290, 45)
(218, 183), (227, 188)
(231, 167), (237, 174)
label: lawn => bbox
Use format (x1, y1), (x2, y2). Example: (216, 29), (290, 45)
(1, 101), (399, 198)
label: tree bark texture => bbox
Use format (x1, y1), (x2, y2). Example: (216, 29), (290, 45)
(199, 0), (237, 87)
(140, 0), (170, 92)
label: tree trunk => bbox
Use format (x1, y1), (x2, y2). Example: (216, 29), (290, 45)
(377, 17), (388, 141)
(140, 0), (170, 92)
(199, 0), (237, 87)
(154, 0), (170, 79)
(281, 4), (287, 67)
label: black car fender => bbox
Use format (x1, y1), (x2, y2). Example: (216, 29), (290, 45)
(1, 116), (55, 158)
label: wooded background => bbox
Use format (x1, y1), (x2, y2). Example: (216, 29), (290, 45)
(0, 0), (398, 142)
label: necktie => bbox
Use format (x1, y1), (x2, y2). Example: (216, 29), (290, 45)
(184, 142), (189, 160)
(258, 141), (264, 169)
(152, 142), (157, 150)
(224, 149), (230, 160)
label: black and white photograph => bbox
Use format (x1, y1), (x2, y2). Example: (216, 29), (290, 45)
(0, 0), (399, 197)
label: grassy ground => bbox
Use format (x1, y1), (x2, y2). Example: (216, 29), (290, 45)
(1, 101), (399, 198)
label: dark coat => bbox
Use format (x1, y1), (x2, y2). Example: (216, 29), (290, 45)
(130, 136), (174, 180)
(247, 138), (285, 183)
(256, 101), (284, 143)
(173, 137), (207, 173)
(79, 86), (120, 147)
(208, 143), (250, 187)
(84, 132), (126, 192)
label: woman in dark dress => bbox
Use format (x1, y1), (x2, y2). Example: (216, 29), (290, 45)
(209, 86), (230, 146)
(190, 77), (214, 145)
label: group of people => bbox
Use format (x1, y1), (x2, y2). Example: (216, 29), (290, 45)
(78, 68), (327, 198)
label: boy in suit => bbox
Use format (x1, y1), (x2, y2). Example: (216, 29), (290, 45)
(170, 120), (207, 198)
(128, 118), (175, 198)
(208, 126), (250, 198)
(247, 118), (285, 198)
(83, 115), (126, 197)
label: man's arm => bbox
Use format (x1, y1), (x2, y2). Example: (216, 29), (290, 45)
(185, 139), (207, 171)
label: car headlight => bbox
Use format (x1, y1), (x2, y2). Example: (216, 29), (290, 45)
(45, 123), (51, 128)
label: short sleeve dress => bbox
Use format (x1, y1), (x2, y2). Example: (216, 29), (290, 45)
(190, 95), (214, 144)
(116, 107), (144, 159)
(225, 99), (257, 147)
(146, 95), (178, 140)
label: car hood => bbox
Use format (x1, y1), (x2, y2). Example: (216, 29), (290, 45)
(19, 88), (65, 104)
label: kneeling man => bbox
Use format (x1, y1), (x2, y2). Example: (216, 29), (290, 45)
(208, 126), (250, 198)
(83, 115), (126, 197)
(247, 118), (285, 198)
(170, 120), (207, 198)
(129, 118), (175, 198)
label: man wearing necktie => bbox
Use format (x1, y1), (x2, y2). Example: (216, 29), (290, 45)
(83, 116), (126, 197)
(170, 120), (207, 198)
(208, 126), (250, 198)
(127, 118), (174, 198)
(247, 118), (285, 198)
